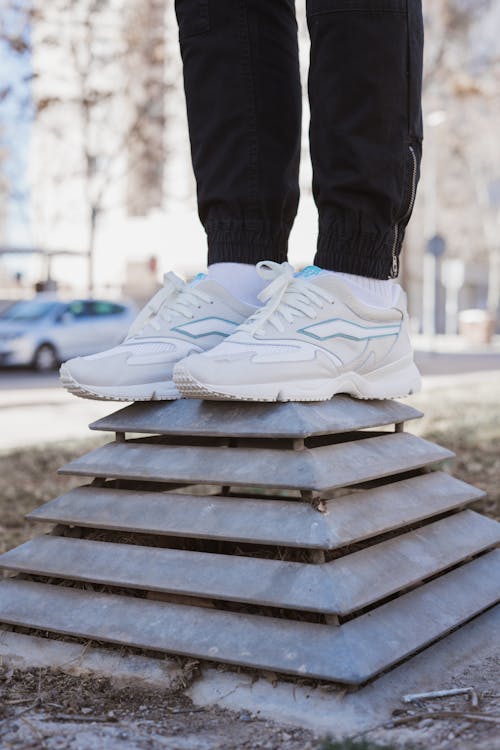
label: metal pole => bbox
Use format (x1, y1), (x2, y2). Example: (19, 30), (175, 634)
(423, 253), (437, 336)
(422, 111), (446, 337)
(445, 285), (459, 335)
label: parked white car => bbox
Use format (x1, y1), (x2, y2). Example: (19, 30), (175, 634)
(0, 298), (137, 370)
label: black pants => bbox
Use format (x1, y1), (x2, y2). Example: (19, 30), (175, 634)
(175, 0), (423, 279)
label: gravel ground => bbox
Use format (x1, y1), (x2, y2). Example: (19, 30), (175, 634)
(0, 660), (498, 750)
(0, 666), (317, 750)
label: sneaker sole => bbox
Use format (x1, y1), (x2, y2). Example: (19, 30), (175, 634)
(173, 357), (422, 403)
(60, 364), (181, 402)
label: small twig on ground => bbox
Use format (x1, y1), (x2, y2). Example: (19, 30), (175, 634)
(403, 686), (479, 707)
(12, 668), (44, 718)
(55, 638), (93, 669)
(390, 711), (500, 727)
(19, 715), (46, 744)
(45, 713), (119, 723)
(14, 697), (42, 718)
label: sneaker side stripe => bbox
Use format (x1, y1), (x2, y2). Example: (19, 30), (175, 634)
(171, 316), (240, 338)
(298, 317), (401, 342)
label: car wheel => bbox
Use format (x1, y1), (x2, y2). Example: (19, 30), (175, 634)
(33, 343), (58, 372)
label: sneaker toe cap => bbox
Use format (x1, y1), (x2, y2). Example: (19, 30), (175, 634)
(62, 351), (128, 387)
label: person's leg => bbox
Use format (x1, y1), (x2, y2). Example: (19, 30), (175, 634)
(173, 0), (425, 402)
(176, 0), (302, 282)
(307, 0), (423, 284)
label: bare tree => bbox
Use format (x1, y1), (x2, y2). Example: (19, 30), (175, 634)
(1, 0), (173, 295)
(0, 0), (32, 239)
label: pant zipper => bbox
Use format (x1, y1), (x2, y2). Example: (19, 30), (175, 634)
(391, 144), (418, 277)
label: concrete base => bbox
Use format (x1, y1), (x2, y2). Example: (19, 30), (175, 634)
(1, 605), (498, 737)
(0, 629), (184, 690)
(189, 605), (500, 735)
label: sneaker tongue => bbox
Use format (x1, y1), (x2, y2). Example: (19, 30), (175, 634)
(189, 272), (207, 286)
(294, 265), (323, 279)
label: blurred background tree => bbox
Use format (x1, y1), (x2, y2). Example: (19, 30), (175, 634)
(1, 0), (173, 296)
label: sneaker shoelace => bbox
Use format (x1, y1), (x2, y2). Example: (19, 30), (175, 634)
(126, 272), (213, 338)
(241, 261), (335, 335)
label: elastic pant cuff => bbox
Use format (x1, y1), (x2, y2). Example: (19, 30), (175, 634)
(314, 216), (395, 280)
(206, 220), (290, 266)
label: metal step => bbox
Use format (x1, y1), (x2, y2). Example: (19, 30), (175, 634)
(27, 472), (483, 550)
(90, 397), (422, 439)
(0, 551), (498, 684)
(325, 510), (500, 614)
(1, 511), (498, 615)
(59, 433), (453, 491)
(2, 398), (495, 685)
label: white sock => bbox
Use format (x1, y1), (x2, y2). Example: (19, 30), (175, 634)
(207, 263), (265, 307)
(320, 270), (399, 308)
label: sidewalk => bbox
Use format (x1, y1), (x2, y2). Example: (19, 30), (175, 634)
(0, 388), (111, 452)
(413, 333), (500, 353)
(413, 334), (500, 376)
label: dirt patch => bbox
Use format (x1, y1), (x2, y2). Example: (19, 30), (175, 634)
(0, 660), (499, 749)
(0, 666), (316, 750)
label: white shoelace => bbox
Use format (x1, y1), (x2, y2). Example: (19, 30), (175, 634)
(126, 272), (213, 338)
(241, 261), (335, 335)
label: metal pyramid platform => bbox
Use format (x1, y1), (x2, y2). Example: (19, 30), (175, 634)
(0, 396), (498, 685)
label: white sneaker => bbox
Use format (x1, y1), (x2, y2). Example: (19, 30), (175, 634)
(60, 272), (256, 401)
(173, 262), (421, 402)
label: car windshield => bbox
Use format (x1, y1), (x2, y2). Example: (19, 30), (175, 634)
(1, 300), (59, 322)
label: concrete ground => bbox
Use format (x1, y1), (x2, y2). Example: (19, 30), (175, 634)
(0, 385), (110, 452)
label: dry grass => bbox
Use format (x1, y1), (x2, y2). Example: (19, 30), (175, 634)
(0, 438), (104, 557)
(407, 374), (500, 522)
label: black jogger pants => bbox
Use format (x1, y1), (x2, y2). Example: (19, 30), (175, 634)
(175, 0), (424, 279)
